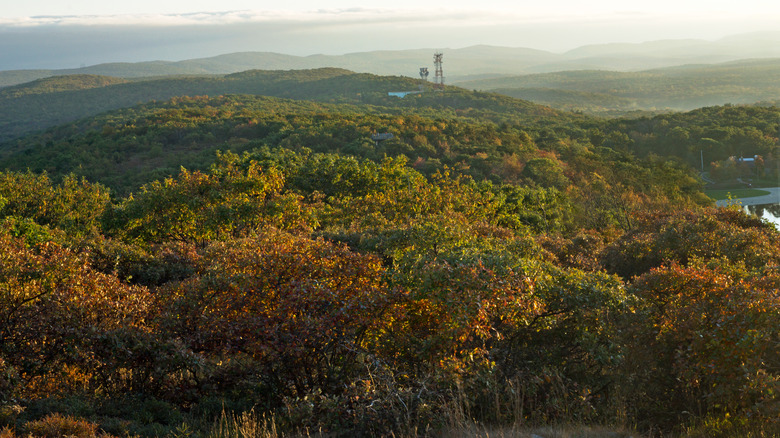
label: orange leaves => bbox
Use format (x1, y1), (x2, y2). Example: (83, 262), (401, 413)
(0, 224), (162, 393)
(157, 229), (394, 397)
(387, 255), (545, 366)
(625, 261), (780, 419)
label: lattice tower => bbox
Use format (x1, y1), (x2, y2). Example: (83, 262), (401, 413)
(433, 52), (444, 89)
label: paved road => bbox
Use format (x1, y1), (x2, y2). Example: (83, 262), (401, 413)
(716, 187), (780, 207)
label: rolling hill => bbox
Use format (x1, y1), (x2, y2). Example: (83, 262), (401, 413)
(0, 69), (580, 193)
(0, 68), (572, 144)
(455, 58), (780, 115)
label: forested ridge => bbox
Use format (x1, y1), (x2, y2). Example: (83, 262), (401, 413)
(0, 69), (778, 438)
(0, 69), (568, 144)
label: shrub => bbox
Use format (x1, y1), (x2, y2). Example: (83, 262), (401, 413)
(621, 261), (780, 428)
(0, 405), (24, 428)
(24, 413), (98, 438)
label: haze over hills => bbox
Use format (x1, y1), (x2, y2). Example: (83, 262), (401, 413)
(3, 32), (780, 87)
(456, 58), (780, 114)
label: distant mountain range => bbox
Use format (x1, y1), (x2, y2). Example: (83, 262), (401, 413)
(3, 32), (780, 87)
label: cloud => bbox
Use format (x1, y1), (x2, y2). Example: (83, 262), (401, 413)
(0, 8), (657, 28)
(2, 7), (780, 71)
(1, 9), (430, 27)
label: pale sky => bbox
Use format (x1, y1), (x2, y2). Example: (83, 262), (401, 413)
(5, 0), (780, 18)
(3, 0), (780, 70)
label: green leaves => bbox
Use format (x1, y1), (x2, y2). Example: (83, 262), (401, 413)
(0, 171), (110, 240)
(106, 160), (314, 244)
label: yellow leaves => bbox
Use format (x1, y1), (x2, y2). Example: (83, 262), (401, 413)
(112, 159), (316, 244)
(20, 365), (93, 400)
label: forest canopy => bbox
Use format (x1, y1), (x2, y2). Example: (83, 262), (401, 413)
(0, 69), (778, 438)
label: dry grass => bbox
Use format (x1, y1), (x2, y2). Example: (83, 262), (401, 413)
(207, 410), (280, 438)
(431, 424), (640, 438)
(23, 413), (99, 438)
(204, 405), (643, 438)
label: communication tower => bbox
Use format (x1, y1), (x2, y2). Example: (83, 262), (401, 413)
(419, 67), (429, 81)
(433, 52), (444, 89)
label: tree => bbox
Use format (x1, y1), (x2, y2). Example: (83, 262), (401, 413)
(520, 157), (570, 190)
(0, 171), (110, 239)
(600, 207), (780, 279)
(0, 224), (165, 397)
(157, 229), (396, 401)
(622, 261), (779, 427)
(106, 156), (314, 244)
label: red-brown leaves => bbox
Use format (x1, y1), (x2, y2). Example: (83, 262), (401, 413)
(625, 261), (779, 422)
(0, 225), (156, 397)
(158, 229), (394, 397)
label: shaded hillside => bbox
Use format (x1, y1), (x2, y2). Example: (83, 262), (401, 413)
(0, 68), (572, 143)
(0, 93), (577, 194)
(0, 74), (129, 98)
(491, 87), (643, 117)
(456, 58), (780, 115)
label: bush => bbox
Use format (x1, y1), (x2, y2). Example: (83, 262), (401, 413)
(0, 358), (19, 404)
(24, 413), (98, 438)
(0, 405), (23, 428)
(620, 261), (780, 429)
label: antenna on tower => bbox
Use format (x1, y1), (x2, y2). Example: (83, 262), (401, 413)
(433, 52), (444, 90)
(419, 67), (429, 81)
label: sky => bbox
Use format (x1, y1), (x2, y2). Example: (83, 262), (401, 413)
(5, 0), (780, 19)
(2, 0), (780, 70)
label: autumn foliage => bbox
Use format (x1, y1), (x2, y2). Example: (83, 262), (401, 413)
(0, 100), (778, 437)
(623, 261), (779, 428)
(156, 229), (395, 402)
